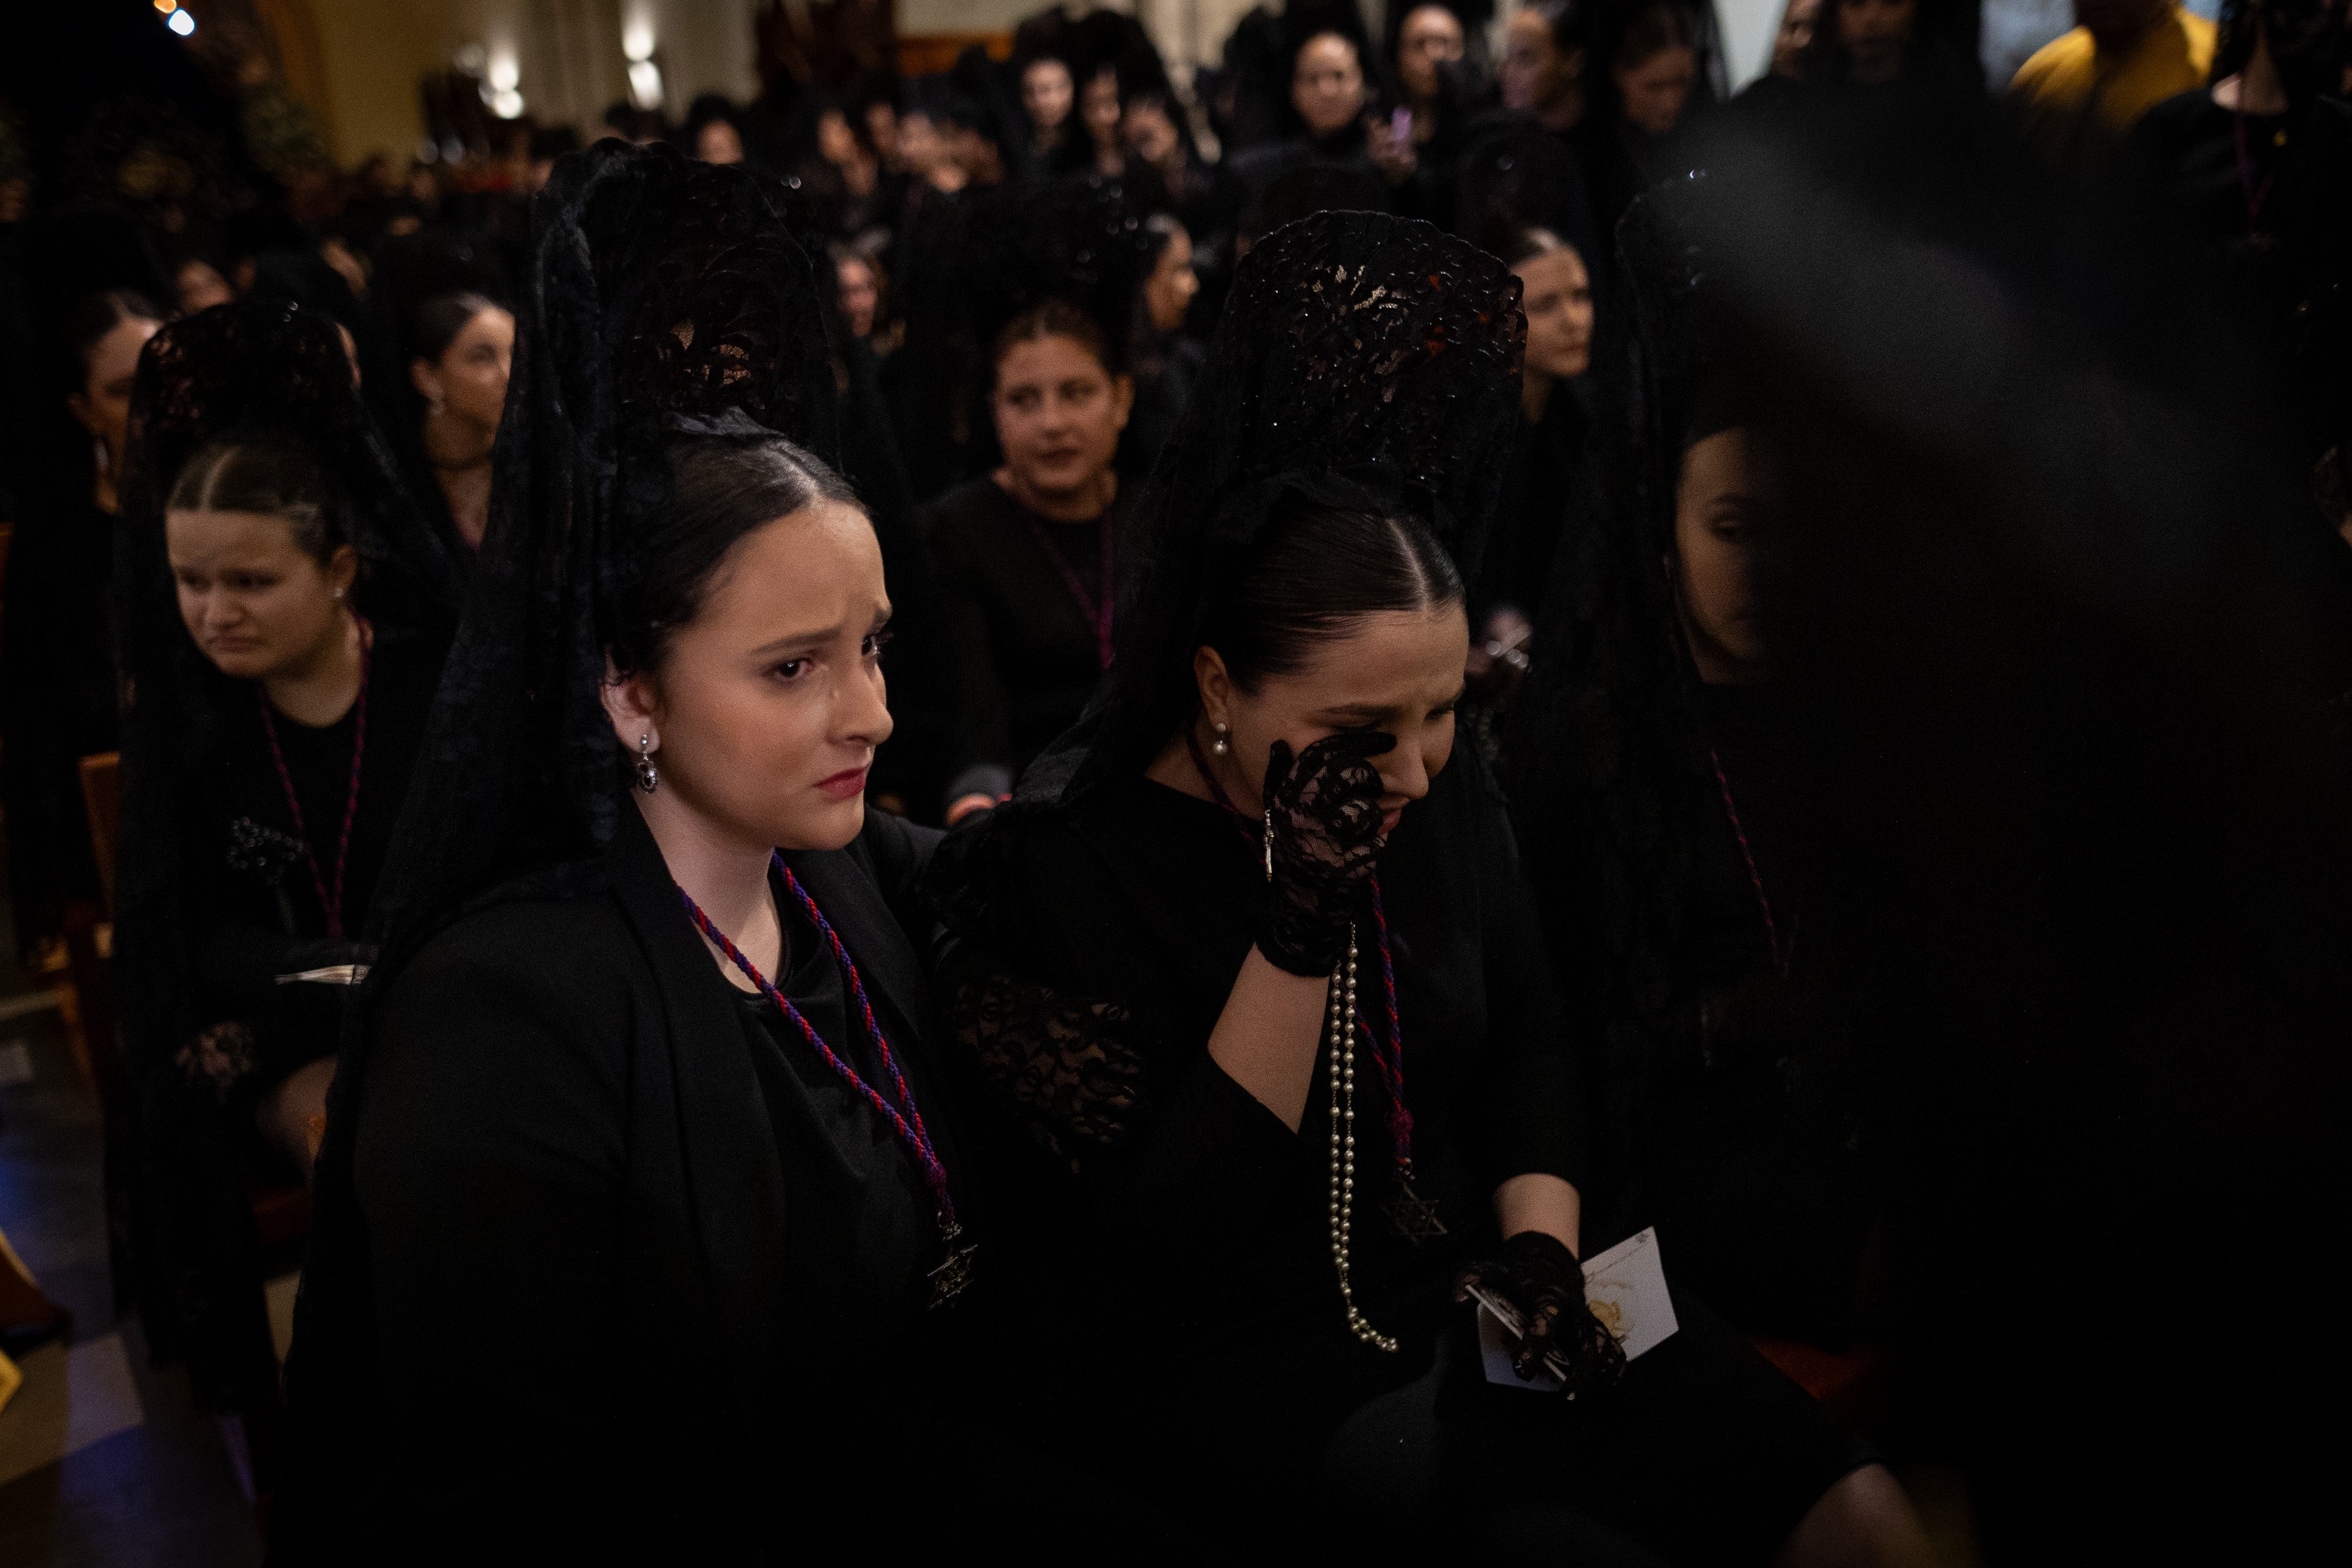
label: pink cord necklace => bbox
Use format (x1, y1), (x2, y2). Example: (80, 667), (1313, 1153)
(679, 855), (974, 1306)
(256, 626), (370, 940)
(1709, 747), (1795, 980)
(1017, 505), (1115, 671)
(1182, 728), (1442, 1242)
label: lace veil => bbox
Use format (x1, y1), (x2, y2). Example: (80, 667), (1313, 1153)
(961, 173), (1160, 373)
(1499, 180), (1741, 1205)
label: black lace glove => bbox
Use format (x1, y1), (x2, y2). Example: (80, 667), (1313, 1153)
(1255, 730), (1392, 977)
(1456, 1231), (1628, 1399)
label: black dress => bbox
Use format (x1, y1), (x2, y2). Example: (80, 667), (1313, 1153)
(0, 494), (119, 954)
(350, 805), (985, 1556)
(172, 628), (441, 1114)
(940, 753), (1875, 1563)
(921, 477), (1132, 808)
(1616, 684), (1882, 1347)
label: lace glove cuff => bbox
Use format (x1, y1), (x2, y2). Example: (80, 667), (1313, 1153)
(1456, 1231), (1628, 1399)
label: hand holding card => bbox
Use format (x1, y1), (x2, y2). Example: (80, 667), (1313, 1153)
(1472, 1228), (1681, 1396)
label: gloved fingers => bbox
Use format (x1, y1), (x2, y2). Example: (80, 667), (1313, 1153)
(1262, 737), (1297, 804)
(1298, 727), (1397, 766)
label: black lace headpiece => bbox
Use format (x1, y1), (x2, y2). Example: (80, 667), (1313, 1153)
(1017, 208), (1525, 811)
(115, 299), (459, 944)
(961, 175), (1158, 375)
(119, 299), (458, 626)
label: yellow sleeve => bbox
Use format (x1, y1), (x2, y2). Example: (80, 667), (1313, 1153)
(2011, 29), (2092, 101)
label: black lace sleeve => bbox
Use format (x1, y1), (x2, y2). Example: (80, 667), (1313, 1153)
(947, 967), (1154, 1172)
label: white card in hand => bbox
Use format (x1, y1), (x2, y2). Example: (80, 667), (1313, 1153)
(1476, 1226), (1681, 1392)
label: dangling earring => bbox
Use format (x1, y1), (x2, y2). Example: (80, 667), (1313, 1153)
(1210, 721), (1230, 758)
(636, 733), (659, 794)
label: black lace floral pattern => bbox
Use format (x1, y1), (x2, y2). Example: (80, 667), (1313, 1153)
(950, 972), (1152, 1170)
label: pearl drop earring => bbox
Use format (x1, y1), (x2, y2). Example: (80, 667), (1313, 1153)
(1210, 721), (1230, 758)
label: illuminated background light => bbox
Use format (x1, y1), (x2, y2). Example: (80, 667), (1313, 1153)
(622, 3), (656, 65)
(168, 8), (195, 35)
(627, 59), (664, 112)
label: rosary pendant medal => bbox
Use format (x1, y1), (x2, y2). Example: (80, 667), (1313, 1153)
(927, 1221), (977, 1309)
(1386, 1171), (1448, 1246)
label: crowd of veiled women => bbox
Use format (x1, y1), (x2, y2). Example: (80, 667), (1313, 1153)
(0, 1), (2348, 1563)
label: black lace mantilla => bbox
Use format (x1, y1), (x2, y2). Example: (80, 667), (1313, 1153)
(566, 142), (840, 452)
(962, 175), (1160, 369)
(1035, 209), (1524, 814)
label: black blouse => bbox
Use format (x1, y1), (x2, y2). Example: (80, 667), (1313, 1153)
(921, 477), (1133, 808)
(352, 806), (973, 1553)
(942, 751), (1583, 1373)
(737, 862), (936, 1322)
(176, 628), (441, 1099)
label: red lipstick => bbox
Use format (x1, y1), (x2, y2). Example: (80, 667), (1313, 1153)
(817, 765), (869, 801)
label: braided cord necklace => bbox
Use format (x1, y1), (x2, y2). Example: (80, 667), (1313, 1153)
(256, 627), (370, 941)
(1183, 728), (1422, 1350)
(1709, 747), (1795, 981)
(679, 853), (974, 1306)
(1017, 506), (1115, 671)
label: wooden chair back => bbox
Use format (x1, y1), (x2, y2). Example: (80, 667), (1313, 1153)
(78, 751), (121, 915)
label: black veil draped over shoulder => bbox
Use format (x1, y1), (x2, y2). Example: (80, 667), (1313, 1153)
(944, 208), (1525, 864)
(277, 140), (843, 1548)
(1502, 182), (1730, 1213)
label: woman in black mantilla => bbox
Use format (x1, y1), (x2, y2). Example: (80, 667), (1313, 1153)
(1509, 189), (1891, 1355)
(932, 211), (1933, 1564)
(273, 142), (1003, 1560)
(923, 178), (1156, 824)
(112, 299), (459, 1429)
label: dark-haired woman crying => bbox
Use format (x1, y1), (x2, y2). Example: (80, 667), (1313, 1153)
(934, 212), (1935, 1566)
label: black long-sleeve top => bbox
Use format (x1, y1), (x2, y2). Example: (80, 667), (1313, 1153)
(940, 748), (1585, 1375)
(173, 628), (441, 1101)
(350, 805), (975, 1556)
(920, 477), (1133, 807)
